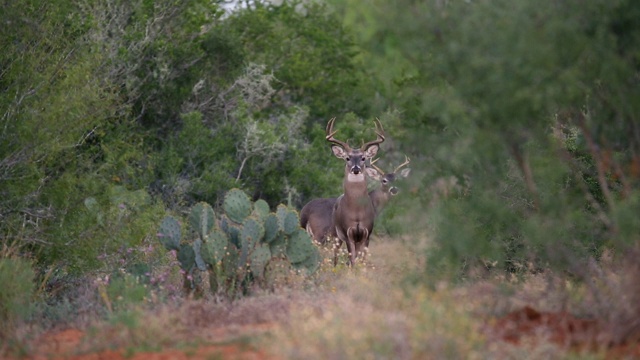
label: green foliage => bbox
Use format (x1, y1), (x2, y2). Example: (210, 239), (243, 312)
(105, 273), (150, 312)
(156, 189), (320, 298)
(224, 1), (373, 119)
(334, 0), (640, 279)
(0, 258), (35, 334)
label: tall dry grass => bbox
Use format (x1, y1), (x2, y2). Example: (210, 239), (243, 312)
(263, 239), (489, 360)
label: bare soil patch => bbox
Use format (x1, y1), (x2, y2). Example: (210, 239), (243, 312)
(26, 326), (271, 360)
(487, 306), (640, 359)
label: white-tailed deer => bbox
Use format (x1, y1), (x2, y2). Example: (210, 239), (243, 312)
(299, 156), (411, 245)
(324, 117), (385, 266)
(368, 155), (411, 215)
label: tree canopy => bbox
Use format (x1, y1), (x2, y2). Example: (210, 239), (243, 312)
(1, 0), (639, 279)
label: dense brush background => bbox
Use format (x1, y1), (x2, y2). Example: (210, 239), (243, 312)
(1, 0), (640, 358)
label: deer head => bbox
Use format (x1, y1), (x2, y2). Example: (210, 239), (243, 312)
(369, 155), (411, 211)
(325, 117), (385, 181)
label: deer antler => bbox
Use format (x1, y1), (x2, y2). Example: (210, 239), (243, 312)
(393, 155), (411, 174)
(325, 117), (351, 150)
(360, 118), (385, 151)
(369, 157), (386, 175)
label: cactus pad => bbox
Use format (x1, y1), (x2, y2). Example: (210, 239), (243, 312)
(276, 205), (299, 235)
(241, 217), (265, 250)
(223, 188), (253, 223)
(263, 213), (280, 243)
(249, 243), (271, 279)
(221, 215), (241, 249)
(286, 228), (317, 264)
(189, 202), (215, 240)
(193, 238), (207, 271)
(275, 205), (288, 229)
(158, 216), (181, 251)
(269, 233), (288, 258)
(253, 199), (270, 220)
(177, 243), (196, 272)
(292, 249), (321, 275)
(283, 210), (300, 235)
(201, 229), (228, 265)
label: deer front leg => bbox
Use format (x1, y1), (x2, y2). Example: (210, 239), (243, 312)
(354, 241), (368, 264)
(346, 227), (358, 266)
(333, 237), (342, 267)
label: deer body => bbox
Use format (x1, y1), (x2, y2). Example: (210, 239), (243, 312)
(332, 168), (376, 264)
(323, 117), (386, 266)
(300, 157), (411, 245)
(299, 197), (335, 243)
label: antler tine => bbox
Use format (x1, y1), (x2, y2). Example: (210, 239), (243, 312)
(360, 118), (386, 150)
(393, 155), (411, 174)
(369, 157), (386, 175)
(325, 117), (351, 150)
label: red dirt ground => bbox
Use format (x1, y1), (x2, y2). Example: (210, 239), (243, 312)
(18, 306), (640, 359)
(487, 306), (640, 359)
(25, 327), (271, 360)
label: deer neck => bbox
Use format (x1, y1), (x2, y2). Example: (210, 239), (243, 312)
(342, 171), (369, 199)
(368, 187), (390, 213)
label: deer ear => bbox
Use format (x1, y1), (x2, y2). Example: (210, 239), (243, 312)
(399, 168), (411, 178)
(331, 145), (347, 159)
(363, 144), (379, 159)
(365, 167), (382, 181)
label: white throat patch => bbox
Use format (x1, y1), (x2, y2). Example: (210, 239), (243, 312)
(347, 173), (365, 182)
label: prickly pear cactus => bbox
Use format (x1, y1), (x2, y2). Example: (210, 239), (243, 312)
(276, 205), (299, 235)
(249, 243), (271, 279)
(237, 216), (264, 269)
(200, 229), (228, 265)
(158, 216), (181, 251)
(177, 243), (196, 272)
(241, 217), (265, 250)
(193, 239), (207, 271)
(269, 233), (288, 258)
(292, 248), (321, 275)
(283, 210), (300, 235)
(189, 202), (215, 240)
(263, 213), (280, 244)
(157, 188), (322, 299)
(253, 199), (270, 220)
(223, 188), (252, 224)
(286, 228), (316, 264)
(220, 215), (241, 249)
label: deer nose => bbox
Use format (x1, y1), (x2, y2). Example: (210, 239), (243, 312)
(389, 187), (399, 195)
(351, 165), (362, 175)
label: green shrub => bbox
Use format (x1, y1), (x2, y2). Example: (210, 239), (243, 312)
(0, 258), (36, 334)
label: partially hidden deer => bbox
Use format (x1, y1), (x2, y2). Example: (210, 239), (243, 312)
(320, 117), (386, 266)
(299, 155), (411, 246)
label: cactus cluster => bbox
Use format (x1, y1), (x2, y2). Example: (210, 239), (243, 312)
(157, 188), (320, 297)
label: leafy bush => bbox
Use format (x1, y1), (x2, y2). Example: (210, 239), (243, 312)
(336, 0), (640, 278)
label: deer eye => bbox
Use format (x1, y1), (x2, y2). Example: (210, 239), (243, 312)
(361, 156), (366, 161)
(382, 179), (388, 184)
(346, 156), (351, 161)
